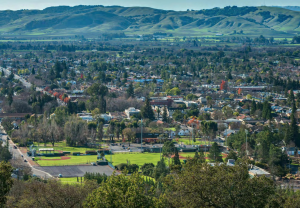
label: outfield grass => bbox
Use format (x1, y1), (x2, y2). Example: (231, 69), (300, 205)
(36, 155), (98, 166)
(31, 141), (107, 154)
(59, 177), (84, 184)
(109, 152), (162, 167)
(176, 138), (213, 146)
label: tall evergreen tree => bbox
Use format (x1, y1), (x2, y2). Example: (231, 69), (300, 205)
(126, 82), (134, 98)
(290, 105), (299, 147)
(199, 150), (206, 163)
(31, 68), (35, 75)
(250, 100), (256, 115)
(162, 106), (168, 122)
(141, 97), (155, 120)
(208, 142), (223, 162)
(173, 147), (181, 166)
(262, 101), (272, 120)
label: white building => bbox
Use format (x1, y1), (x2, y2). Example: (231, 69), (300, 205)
(125, 107), (141, 118)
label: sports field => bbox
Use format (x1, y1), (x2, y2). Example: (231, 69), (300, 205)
(35, 155), (97, 166)
(110, 152), (162, 167)
(35, 151), (225, 167)
(30, 141), (107, 154)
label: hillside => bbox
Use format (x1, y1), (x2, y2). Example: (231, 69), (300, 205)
(274, 6), (300, 12)
(0, 5), (299, 37)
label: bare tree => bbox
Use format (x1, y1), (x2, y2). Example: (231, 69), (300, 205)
(64, 116), (88, 146)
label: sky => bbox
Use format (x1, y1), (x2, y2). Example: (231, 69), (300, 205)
(1, 0), (300, 11)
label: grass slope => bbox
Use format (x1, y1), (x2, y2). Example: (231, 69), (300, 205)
(0, 6), (299, 36)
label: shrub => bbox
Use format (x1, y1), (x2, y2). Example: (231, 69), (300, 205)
(128, 164), (139, 173)
(115, 163), (128, 171)
(86, 150), (97, 155)
(141, 163), (155, 176)
(255, 162), (268, 169)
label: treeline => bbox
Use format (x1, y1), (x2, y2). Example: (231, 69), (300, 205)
(2, 159), (300, 207)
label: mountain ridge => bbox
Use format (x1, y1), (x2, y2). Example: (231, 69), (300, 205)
(0, 5), (299, 37)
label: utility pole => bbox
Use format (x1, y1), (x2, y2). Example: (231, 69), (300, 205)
(141, 119), (143, 152)
(159, 137), (162, 160)
(192, 124), (194, 146)
(245, 129), (248, 156)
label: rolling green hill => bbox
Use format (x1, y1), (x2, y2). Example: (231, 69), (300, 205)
(0, 5), (299, 37)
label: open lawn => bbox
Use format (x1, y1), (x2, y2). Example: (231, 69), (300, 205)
(109, 152), (162, 167)
(35, 155), (98, 166)
(176, 138), (213, 146)
(59, 177), (84, 184)
(31, 141), (107, 154)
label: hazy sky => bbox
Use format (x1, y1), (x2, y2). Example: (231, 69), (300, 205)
(1, 0), (300, 11)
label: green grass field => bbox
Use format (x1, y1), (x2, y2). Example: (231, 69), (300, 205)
(176, 138), (213, 146)
(31, 141), (107, 154)
(36, 155), (98, 166)
(59, 177), (84, 184)
(109, 152), (162, 167)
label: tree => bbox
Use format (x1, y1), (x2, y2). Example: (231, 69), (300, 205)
(140, 97), (155, 120)
(162, 140), (175, 166)
(153, 158), (168, 181)
(141, 163), (155, 176)
(122, 128), (136, 145)
(262, 100), (272, 120)
(163, 160), (276, 208)
(166, 87), (181, 96)
(290, 108), (299, 147)
(0, 162), (13, 206)
(48, 120), (63, 147)
(126, 82), (134, 98)
(162, 106), (168, 122)
(156, 108), (161, 119)
(172, 147), (181, 170)
(250, 100), (256, 115)
(31, 68), (35, 75)
(64, 117), (88, 146)
(222, 106), (233, 118)
(84, 172), (157, 208)
(7, 179), (97, 208)
(238, 88), (242, 95)
(0, 141), (12, 162)
(1, 117), (14, 133)
(208, 142), (223, 162)
(220, 80), (227, 90)
(225, 150), (238, 163)
(172, 110), (184, 122)
(97, 122), (104, 142)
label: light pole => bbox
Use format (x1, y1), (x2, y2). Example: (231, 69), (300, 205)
(245, 129), (248, 156)
(141, 119), (143, 152)
(159, 137), (162, 160)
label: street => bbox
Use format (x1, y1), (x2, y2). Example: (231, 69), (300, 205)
(0, 126), (53, 179)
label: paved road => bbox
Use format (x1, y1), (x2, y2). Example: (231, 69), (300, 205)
(1, 67), (32, 88)
(0, 126), (53, 179)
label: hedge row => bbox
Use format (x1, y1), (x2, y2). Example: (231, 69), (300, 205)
(86, 151), (97, 155)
